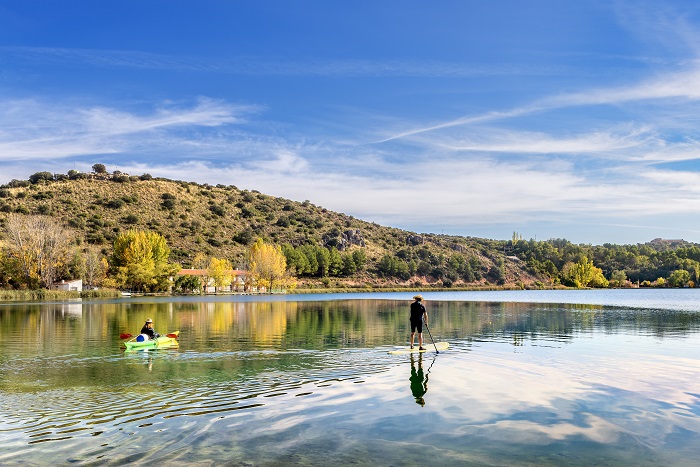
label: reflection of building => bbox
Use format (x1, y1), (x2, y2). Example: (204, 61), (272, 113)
(175, 269), (247, 293)
(58, 302), (83, 316)
(51, 279), (83, 291)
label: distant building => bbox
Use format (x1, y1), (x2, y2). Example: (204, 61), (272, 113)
(175, 269), (247, 293)
(52, 279), (83, 291)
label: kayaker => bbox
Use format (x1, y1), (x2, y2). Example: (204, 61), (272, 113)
(140, 318), (160, 340)
(409, 295), (427, 350)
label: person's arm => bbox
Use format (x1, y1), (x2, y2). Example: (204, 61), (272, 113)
(423, 306), (428, 324)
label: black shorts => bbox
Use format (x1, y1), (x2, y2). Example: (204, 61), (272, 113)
(410, 320), (423, 333)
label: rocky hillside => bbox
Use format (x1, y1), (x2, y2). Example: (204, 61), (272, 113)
(0, 171), (546, 288)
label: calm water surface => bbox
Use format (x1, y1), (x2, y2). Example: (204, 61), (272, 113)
(2, 290), (700, 465)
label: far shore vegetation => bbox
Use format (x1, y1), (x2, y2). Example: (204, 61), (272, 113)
(0, 288), (122, 301)
(1, 166), (699, 300)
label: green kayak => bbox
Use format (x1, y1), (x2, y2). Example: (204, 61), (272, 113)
(124, 331), (179, 350)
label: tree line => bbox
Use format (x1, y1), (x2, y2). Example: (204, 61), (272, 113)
(509, 236), (700, 287)
(3, 210), (700, 292)
(0, 214), (293, 293)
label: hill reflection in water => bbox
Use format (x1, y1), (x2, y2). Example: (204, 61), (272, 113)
(1, 294), (700, 465)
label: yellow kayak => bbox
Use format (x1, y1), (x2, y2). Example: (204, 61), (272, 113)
(124, 331), (179, 350)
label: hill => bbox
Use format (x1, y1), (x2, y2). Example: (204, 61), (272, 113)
(0, 170), (545, 289)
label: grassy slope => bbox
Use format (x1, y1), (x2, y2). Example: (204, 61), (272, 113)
(0, 177), (546, 288)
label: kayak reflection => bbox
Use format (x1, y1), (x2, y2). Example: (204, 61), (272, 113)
(409, 353), (433, 407)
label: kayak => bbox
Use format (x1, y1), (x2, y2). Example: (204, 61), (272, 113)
(388, 341), (449, 354)
(124, 331), (180, 350)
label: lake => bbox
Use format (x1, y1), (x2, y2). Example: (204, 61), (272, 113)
(2, 289), (700, 465)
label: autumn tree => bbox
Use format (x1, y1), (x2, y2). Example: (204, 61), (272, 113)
(3, 214), (73, 288)
(668, 269), (691, 288)
(191, 252), (209, 269)
(561, 256), (608, 288)
(248, 238), (290, 292)
(111, 229), (180, 291)
(207, 257), (233, 293)
(83, 247), (109, 289)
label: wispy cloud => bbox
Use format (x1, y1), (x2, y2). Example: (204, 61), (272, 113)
(0, 46), (568, 78)
(0, 98), (257, 160)
(410, 125), (657, 156)
(377, 65), (700, 144)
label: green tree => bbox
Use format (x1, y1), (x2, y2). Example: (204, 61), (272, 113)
(92, 163), (107, 174)
(561, 256), (608, 288)
(174, 274), (202, 294)
(299, 245), (320, 276)
(316, 247), (331, 277)
(377, 254), (410, 280)
(29, 171), (54, 184)
(352, 249), (367, 271)
(328, 247), (344, 276)
(111, 229), (179, 291)
(668, 269), (691, 288)
(609, 270), (627, 287)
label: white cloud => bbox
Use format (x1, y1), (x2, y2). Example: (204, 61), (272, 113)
(81, 98), (248, 135)
(0, 46), (569, 78)
(0, 98), (256, 160)
(410, 125), (656, 156)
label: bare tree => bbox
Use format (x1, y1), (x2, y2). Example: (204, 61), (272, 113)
(84, 247), (108, 289)
(4, 214), (73, 288)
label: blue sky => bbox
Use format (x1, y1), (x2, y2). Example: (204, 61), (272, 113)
(2, 1), (700, 245)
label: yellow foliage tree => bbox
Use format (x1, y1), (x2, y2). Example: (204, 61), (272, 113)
(248, 238), (291, 292)
(562, 256), (608, 288)
(112, 229), (180, 291)
(207, 257), (233, 293)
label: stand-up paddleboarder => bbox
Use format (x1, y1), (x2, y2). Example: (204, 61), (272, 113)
(410, 295), (428, 350)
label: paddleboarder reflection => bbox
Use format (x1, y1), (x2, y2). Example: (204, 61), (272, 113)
(409, 353), (429, 407)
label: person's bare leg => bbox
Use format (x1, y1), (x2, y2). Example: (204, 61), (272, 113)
(410, 331), (415, 348)
(418, 333), (424, 349)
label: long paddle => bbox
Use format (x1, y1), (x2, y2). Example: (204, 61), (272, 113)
(119, 332), (178, 339)
(424, 320), (439, 354)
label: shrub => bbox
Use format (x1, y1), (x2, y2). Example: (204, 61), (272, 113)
(105, 199), (125, 209)
(161, 199), (176, 210)
(29, 171), (54, 184)
(7, 179), (30, 188)
(209, 204), (225, 217)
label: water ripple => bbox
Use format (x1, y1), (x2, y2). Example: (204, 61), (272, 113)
(0, 347), (401, 448)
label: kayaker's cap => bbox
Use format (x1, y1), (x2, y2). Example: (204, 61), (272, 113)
(145, 318), (153, 323)
(413, 295), (423, 301)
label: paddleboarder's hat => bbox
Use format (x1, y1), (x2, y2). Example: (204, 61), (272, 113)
(413, 295), (423, 301)
(145, 318), (153, 323)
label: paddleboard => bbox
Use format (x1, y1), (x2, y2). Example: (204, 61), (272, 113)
(388, 341), (449, 354)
